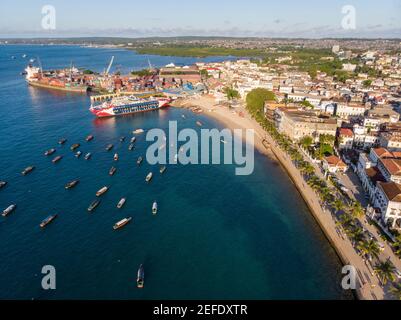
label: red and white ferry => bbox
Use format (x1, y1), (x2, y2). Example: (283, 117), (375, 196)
(89, 95), (170, 118)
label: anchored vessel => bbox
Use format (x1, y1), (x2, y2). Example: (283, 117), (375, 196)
(86, 135), (94, 142)
(44, 149), (56, 156)
(88, 200), (100, 212)
(96, 186), (109, 197)
(145, 172), (153, 182)
(113, 217), (132, 230)
(75, 151), (82, 158)
(137, 264), (144, 288)
(109, 167), (117, 176)
(106, 144), (113, 151)
(117, 198), (126, 209)
(22, 166), (35, 175)
(40, 214), (58, 228)
(90, 96), (170, 118)
(2, 204), (16, 217)
(52, 155), (62, 163)
(0, 181), (8, 189)
(133, 129), (145, 134)
(84, 152), (92, 160)
(70, 143), (80, 151)
(114, 153), (119, 161)
(137, 157), (143, 165)
(128, 143), (135, 151)
(152, 201), (158, 215)
(65, 180), (79, 189)
(58, 138), (67, 145)
(160, 166), (166, 174)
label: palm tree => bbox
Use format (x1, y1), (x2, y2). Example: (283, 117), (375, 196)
(390, 282), (401, 300)
(357, 239), (380, 260)
(392, 235), (401, 257)
(374, 259), (396, 285)
(332, 199), (345, 213)
(349, 201), (365, 219)
(349, 226), (365, 244)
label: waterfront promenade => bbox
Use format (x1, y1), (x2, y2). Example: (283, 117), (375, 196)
(175, 95), (387, 300)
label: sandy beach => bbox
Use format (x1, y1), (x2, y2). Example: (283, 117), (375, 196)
(172, 95), (387, 300)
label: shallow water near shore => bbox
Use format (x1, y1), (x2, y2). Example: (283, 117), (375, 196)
(0, 45), (353, 299)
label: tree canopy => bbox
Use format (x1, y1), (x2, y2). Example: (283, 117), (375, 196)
(246, 88), (276, 115)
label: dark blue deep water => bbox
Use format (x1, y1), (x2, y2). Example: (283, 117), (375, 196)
(0, 45), (351, 299)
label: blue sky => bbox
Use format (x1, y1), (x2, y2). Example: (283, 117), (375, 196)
(0, 0), (400, 38)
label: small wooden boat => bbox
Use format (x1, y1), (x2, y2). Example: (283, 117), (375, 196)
(86, 135), (94, 142)
(117, 198), (126, 209)
(145, 172), (153, 183)
(44, 149), (56, 156)
(137, 264), (144, 288)
(152, 201), (158, 215)
(22, 166), (35, 175)
(96, 186), (109, 197)
(40, 214), (58, 228)
(2, 204), (16, 217)
(113, 217), (132, 230)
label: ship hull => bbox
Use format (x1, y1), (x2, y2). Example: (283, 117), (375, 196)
(28, 80), (88, 93)
(90, 98), (170, 118)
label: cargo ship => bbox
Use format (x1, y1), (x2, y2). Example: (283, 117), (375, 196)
(89, 95), (170, 118)
(25, 65), (88, 93)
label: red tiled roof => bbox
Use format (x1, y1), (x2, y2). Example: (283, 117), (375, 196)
(339, 128), (354, 137)
(378, 181), (401, 202)
(325, 155), (347, 167)
(380, 158), (401, 176)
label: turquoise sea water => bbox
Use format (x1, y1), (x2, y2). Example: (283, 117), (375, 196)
(0, 45), (352, 299)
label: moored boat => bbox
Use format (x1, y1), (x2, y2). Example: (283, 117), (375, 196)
(152, 201), (158, 215)
(70, 143), (80, 151)
(0, 181), (8, 189)
(120, 136), (126, 142)
(137, 264), (144, 288)
(114, 153), (119, 161)
(109, 166), (117, 176)
(145, 172), (153, 182)
(52, 155), (62, 163)
(117, 198), (126, 209)
(40, 214), (58, 228)
(75, 151), (82, 158)
(130, 137), (136, 143)
(2, 204), (16, 217)
(106, 144), (113, 151)
(133, 129), (144, 134)
(113, 217), (132, 230)
(128, 143), (135, 151)
(160, 166), (166, 174)
(96, 186), (109, 197)
(22, 166), (35, 175)
(196, 121), (203, 127)
(84, 152), (92, 160)
(86, 135), (94, 142)
(58, 138), (67, 145)
(44, 148), (56, 156)
(65, 180), (79, 189)
(137, 156), (143, 165)
(88, 199), (100, 212)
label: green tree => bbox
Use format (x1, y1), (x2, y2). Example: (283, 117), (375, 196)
(363, 79), (372, 88)
(223, 87), (240, 100)
(246, 88), (276, 116)
(374, 259), (396, 285)
(349, 201), (365, 219)
(300, 136), (314, 149)
(357, 239), (380, 260)
(390, 282), (401, 300)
